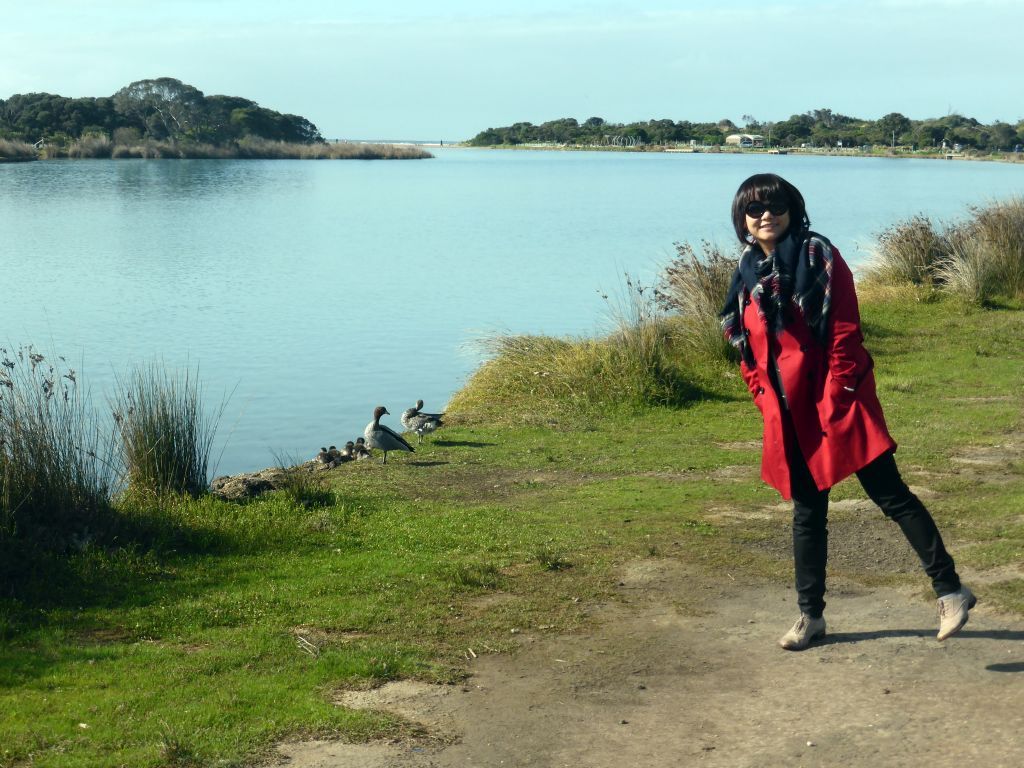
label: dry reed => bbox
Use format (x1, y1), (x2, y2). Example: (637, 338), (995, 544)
(0, 138), (38, 161)
(0, 347), (116, 549)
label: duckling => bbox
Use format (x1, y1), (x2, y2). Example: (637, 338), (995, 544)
(315, 446), (331, 465)
(326, 445), (342, 463)
(338, 441), (355, 462)
(353, 437), (372, 460)
(364, 405), (415, 464)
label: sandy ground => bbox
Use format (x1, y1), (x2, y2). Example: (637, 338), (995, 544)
(271, 554), (1024, 768)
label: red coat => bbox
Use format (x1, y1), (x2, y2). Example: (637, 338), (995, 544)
(739, 247), (896, 499)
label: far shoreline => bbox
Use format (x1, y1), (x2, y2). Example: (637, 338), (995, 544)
(453, 142), (1024, 164)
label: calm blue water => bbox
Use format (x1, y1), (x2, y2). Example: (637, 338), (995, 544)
(2, 149), (1023, 475)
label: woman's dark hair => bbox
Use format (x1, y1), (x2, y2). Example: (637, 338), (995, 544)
(730, 173), (810, 244)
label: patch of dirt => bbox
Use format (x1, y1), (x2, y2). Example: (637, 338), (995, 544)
(958, 563), (1024, 588)
(947, 431), (1024, 485)
(334, 681), (461, 740)
(273, 558), (1024, 768)
(707, 464), (758, 481)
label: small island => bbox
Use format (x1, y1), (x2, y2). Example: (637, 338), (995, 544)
(467, 111), (1024, 160)
(0, 77), (431, 161)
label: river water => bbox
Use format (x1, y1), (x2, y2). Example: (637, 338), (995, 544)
(2, 149), (1022, 475)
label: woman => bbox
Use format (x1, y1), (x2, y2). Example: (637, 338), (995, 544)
(720, 173), (975, 650)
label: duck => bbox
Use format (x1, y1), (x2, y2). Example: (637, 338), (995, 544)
(315, 446), (332, 465)
(364, 405), (415, 464)
(400, 399), (445, 442)
(326, 445), (342, 463)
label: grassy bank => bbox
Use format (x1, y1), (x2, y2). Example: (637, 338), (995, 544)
(2, 290), (1022, 766)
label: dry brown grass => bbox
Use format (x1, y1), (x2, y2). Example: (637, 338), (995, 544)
(862, 199), (1024, 304)
(0, 138), (37, 161)
(235, 137), (433, 159)
(861, 215), (948, 288)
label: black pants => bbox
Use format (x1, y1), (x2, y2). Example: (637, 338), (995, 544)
(789, 444), (961, 618)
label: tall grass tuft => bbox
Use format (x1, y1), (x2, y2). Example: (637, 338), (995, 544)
(0, 347), (116, 549)
(862, 215), (948, 288)
(656, 240), (738, 362)
(938, 198), (1024, 303)
(113, 365), (222, 498)
(862, 199), (1024, 304)
(449, 275), (696, 423)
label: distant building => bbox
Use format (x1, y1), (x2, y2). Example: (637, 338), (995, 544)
(726, 133), (765, 148)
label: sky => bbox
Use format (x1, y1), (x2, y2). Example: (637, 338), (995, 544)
(2, 0), (1021, 141)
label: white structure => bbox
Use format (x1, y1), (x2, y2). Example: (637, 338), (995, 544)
(725, 133), (765, 148)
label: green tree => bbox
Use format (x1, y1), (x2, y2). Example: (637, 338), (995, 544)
(113, 78), (206, 141)
(873, 112), (912, 146)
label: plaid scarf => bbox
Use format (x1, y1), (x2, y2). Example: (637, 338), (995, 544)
(720, 229), (835, 368)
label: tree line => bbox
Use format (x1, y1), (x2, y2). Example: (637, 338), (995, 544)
(469, 110), (1024, 152)
(0, 77), (323, 147)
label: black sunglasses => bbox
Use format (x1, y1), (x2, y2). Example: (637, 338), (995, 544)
(745, 200), (789, 218)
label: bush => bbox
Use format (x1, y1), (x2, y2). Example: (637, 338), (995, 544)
(656, 240), (738, 362)
(0, 347), (117, 549)
(113, 365), (221, 498)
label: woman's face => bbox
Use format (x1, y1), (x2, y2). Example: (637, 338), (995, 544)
(744, 197), (791, 252)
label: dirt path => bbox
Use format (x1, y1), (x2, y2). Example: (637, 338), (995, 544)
(273, 556), (1024, 768)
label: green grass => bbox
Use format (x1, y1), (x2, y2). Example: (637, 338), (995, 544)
(2, 295), (1023, 766)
